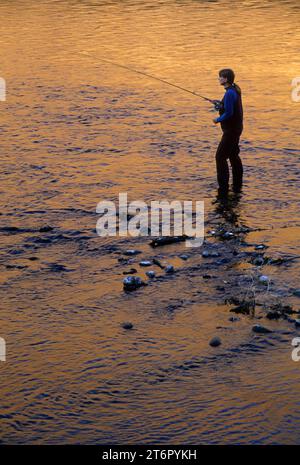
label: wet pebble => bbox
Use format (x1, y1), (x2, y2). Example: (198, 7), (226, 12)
(222, 232), (234, 239)
(124, 249), (141, 256)
(48, 263), (71, 272)
(179, 254), (189, 260)
(252, 324), (272, 334)
(121, 322), (133, 330)
(209, 337), (222, 347)
(146, 270), (156, 278)
(259, 275), (269, 284)
(266, 310), (281, 320)
(123, 276), (145, 291)
(122, 268), (137, 275)
(253, 256), (265, 266)
(165, 265), (175, 274)
(140, 260), (152, 267)
(39, 225), (54, 232)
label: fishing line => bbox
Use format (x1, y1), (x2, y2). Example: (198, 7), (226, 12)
(80, 51), (216, 104)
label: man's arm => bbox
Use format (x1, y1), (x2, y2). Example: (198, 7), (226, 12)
(214, 89), (236, 123)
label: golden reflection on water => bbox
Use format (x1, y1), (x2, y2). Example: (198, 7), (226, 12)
(0, 0), (299, 444)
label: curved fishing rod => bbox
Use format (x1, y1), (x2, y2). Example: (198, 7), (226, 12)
(80, 51), (219, 106)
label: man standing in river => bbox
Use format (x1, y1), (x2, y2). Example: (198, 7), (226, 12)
(213, 68), (244, 199)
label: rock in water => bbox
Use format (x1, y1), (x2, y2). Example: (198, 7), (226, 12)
(150, 236), (187, 247)
(252, 324), (272, 334)
(165, 265), (175, 274)
(146, 270), (156, 278)
(122, 322), (133, 330)
(259, 275), (269, 284)
(124, 249), (141, 256)
(202, 250), (210, 258)
(293, 289), (300, 298)
(209, 337), (221, 347)
(123, 276), (144, 291)
(140, 260), (152, 267)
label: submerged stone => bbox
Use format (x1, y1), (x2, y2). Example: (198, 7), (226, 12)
(153, 258), (165, 269)
(124, 249), (141, 256)
(122, 268), (137, 275)
(123, 276), (145, 291)
(209, 337), (222, 347)
(252, 324), (272, 334)
(266, 311), (281, 320)
(150, 236), (187, 247)
(259, 275), (269, 284)
(140, 260), (152, 267)
(165, 265), (175, 274)
(122, 322), (133, 330)
(39, 225), (54, 232)
(146, 270), (156, 278)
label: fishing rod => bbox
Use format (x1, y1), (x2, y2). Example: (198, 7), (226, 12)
(80, 51), (222, 109)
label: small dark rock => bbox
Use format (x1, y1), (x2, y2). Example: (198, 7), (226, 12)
(122, 322), (133, 330)
(122, 268), (137, 275)
(48, 263), (70, 272)
(150, 236), (187, 247)
(252, 324), (272, 334)
(124, 249), (142, 256)
(253, 256), (265, 266)
(146, 270), (156, 278)
(39, 226), (54, 232)
(222, 231), (234, 240)
(165, 265), (175, 274)
(293, 289), (300, 298)
(123, 276), (145, 291)
(140, 260), (152, 267)
(266, 311), (281, 320)
(255, 244), (268, 250)
(209, 337), (222, 347)
(202, 250), (210, 258)
(153, 258), (165, 269)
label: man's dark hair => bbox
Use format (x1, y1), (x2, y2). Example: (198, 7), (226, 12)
(219, 68), (241, 95)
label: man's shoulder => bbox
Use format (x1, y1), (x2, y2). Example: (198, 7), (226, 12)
(225, 88), (238, 100)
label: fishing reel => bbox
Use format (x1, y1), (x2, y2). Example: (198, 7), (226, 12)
(212, 100), (224, 112)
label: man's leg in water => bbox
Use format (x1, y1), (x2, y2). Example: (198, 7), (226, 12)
(215, 132), (231, 196)
(229, 132), (243, 192)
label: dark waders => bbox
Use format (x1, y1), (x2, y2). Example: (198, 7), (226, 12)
(215, 129), (243, 195)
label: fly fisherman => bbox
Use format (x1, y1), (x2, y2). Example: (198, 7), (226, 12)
(213, 69), (244, 199)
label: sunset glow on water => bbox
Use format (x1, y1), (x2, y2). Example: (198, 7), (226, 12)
(0, 0), (300, 445)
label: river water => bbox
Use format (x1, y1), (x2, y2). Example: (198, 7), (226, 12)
(0, 0), (300, 444)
